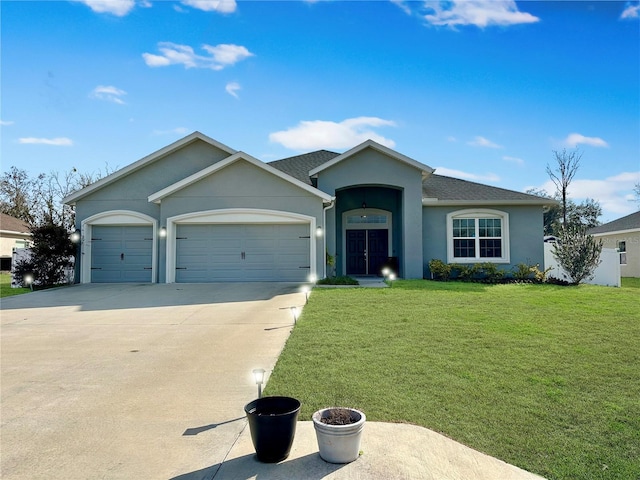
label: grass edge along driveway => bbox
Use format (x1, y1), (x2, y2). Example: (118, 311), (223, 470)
(265, 280), (640, 480)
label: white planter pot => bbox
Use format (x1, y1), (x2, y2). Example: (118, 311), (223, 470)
(312, 408), (366, 464)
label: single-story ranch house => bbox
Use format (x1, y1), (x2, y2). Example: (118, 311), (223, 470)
(63, 131), (553, 283)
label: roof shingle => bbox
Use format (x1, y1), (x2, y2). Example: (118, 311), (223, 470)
(589, 211), (640, 234)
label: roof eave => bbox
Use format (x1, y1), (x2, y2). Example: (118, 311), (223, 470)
(591, 227), (640, 236)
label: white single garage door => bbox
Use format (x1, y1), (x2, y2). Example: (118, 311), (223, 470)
(175, 224), (310, 282)
(91, 225), (153, 283)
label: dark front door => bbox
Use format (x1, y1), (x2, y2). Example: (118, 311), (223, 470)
(346, 229), (388, 276)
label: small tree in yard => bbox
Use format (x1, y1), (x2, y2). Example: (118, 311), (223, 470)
(13, 223), (76, 288)
(552, 225), (603, 285)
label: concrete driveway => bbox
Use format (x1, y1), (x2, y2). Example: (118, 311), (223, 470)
(1, 283), (305, 480)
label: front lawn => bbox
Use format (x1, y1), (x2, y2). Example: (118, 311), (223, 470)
(265, 280), (639, 480)
(0, 272), (30, 298)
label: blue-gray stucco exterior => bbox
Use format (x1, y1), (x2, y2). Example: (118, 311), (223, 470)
(64, 132), (551, 283)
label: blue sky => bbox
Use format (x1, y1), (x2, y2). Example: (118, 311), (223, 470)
(2, 0), (639, 222)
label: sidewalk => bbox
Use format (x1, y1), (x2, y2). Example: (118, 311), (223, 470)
(211, 421), (546, 479)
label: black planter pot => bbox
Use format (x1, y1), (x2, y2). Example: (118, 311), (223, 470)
(244, 396), (301, 463)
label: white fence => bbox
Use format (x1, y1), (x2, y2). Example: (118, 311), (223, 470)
(544, 243), (621, 287)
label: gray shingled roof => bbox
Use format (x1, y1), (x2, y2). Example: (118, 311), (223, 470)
(269, 151), (553, 204)
(589, 211), (640, 234)
(268, 150), (340, 186)
(0, 213), (30, 233)
(422, 174), (552, 203)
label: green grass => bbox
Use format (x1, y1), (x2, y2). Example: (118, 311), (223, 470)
(266, 280), (640, 480)
(0, 272), (31, 298)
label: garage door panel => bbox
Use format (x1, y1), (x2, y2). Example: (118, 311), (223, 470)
(175, 223), (310, 282)
(91, 225), (153, 283)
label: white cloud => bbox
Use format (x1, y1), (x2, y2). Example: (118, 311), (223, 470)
(538, 171), (640, 219)
(73, 0), (135, 16)
(143, 42), (253, 70)
(18, 137), (73, 146)
(564, 133), (609, 148)
(152, 127), (190, 136)
(1, 120), (15, 126)
(269, 117), (397, 150)
(434, 166), (501, 182)
(468, 136), (503, 148)
(621, 2), (640, 19)
(421, 0), (540, 27)
(503, 155), (524, 166)
(446, 136), (457, 142)
(181, 0), (237, 13)
(90, 85), (127, 105)
(225, 82), (241, 98)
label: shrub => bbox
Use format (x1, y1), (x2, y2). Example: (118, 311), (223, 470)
(428, 259), (452, 281)
(512, 263), (551, 283)
(472, 262), (505, 283)
(552, 225), (603, 285)
(13, 223), (76, 288)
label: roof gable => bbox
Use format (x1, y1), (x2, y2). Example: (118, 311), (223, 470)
(64, 131), (236, 205)
(589, 211), (640, 235)
(148, 152), (333, 204)
(308, 140), (434, 178)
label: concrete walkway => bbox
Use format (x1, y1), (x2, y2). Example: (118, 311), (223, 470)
(206, 421), (545, 480)
(1, 283), (545, 480)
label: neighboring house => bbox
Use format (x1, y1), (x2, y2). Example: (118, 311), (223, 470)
(589, 211), (640, 278)
(0, 213), (31, 271)
(63, 131), (553, 283)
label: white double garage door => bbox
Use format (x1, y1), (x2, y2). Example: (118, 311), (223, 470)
(91, 222), (311, 283)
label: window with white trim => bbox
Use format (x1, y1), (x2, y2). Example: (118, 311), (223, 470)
(447, 210), (510, 263)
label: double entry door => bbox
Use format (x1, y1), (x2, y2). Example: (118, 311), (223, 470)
(346, 229), (388, 276)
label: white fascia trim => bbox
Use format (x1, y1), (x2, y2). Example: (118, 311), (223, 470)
(309, 139), (434, 177)
(64, 131), (237, 205)
(591, 227), (640, 237)
(148, 151), (332, 204)
(446, 208), (510, 264)
(165, 208), (318, 283)
(0, 230), (31, 236)
(79, 210), (158, 284)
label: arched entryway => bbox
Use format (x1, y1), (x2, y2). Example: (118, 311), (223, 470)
(334, 186), (403, 277)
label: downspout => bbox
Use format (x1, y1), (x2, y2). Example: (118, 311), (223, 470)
(322, 198), (336, 279)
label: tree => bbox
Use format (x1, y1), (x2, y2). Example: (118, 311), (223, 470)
(12, 223), (76, 288)
(0, 165), (115, 231)
(526, 188), (601, 235)
(0, 167), (44, 224)
(546, 149), (582, 227)
(552, 224), (603, 285)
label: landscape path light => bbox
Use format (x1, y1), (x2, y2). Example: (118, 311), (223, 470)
(24, 274), (34, 291)
(290, 306), (300, 324)
(381, 267), (390, 279)
(252, 368), (266, 398)
(300, 285), (310, 304)
(388, 272), (396, 287)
